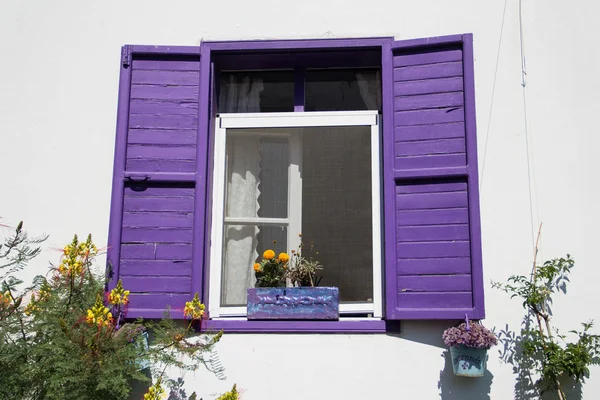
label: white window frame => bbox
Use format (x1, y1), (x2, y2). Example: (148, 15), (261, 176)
(208, 110), (382, 319)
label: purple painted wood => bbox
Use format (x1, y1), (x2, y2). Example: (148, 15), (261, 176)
(121, 276), (192, 293)
(396, 225), (470, 242)
(120, 260), (192, 276)
(395, 92), (464, 111)
(395, 190), (468, 209)
(393, 62), (463, 81)
(395, 107), (465, 126)
(395, 138), (466, 156)
(132, 70), (199, 86)
(398, 275), (472, 292)
(395, 123), (465, 141)
(397, 258), (471, 275)
(247, 287), (339, 320)
(127, 129), (197, 145)
(384, 34), (485, 320)
(394, 77), (464, 96)
(395, 154), (466, 170)
(126, 159), (196, 173)
(107, 48), (202, 319)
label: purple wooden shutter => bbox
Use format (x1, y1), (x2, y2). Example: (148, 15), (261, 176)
(382, 34), (484, 319)
(107, 45), (208, 318)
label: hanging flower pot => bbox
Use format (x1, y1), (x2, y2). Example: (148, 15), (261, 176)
(449, 345), (488, 377)
(443, 320), (497, 377)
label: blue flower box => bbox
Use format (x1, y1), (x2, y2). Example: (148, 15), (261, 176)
(449, 345), (488, 377)
(247, 287), (339, 320)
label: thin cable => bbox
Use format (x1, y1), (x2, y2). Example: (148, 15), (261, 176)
(480, 0), (509, 191)
(519, 0), (536, 251)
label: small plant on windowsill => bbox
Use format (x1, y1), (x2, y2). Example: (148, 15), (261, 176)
(442, 319), (498, 377)
(247, 235), (339, 320)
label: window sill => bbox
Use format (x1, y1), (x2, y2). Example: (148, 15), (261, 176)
(201, 319), (394, 333)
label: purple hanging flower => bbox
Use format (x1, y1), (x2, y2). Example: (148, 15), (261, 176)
(442, 321), (498, 349)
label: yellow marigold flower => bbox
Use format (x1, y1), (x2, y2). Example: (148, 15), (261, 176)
(277, 252), (289, 263)
(253, 263), (261, 272)
(183, 292), (205, 320)
(263, 249), (275, 260)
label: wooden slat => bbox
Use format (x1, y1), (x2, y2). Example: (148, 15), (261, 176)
(394, 77), (463, 96)
(128, 293), (189, 310)
(120, 260), (192, 276)
(395, 123), (465, 141)
(122, 227), (193, 243)
(124, 185), (194, 198)
(122, 212), (194, 228)
(396, 208), (469, 226)
(395, 92), (464, 111)
(395, 138), (466, 156)
(394, 62), (463, 82)
(121, 244), (155, 259)
(155, 244), (193, 260)
(129, 114), (198, 129)
(123, 197), (194, 212)
(395, 107), (464, 126)
(130, 85), (199, 101)
(126, 159), (196, 173)
(393, 49), (462, 67)
(130, 99), (199, 115)
(132, 59), (200, 71)
(396, 191), (468, 210)
(396, 180), (467, 194)
(127, 129), (197, 145)
(126, 144), (196, 159)
(397, 257), (471, 275)
(396, 241), (471, 258)
(121, 276), (192, 293)
(395, 153), (466, 170)
(398, 275), (472, 292)
(132, 70), (199, 86)
(396, 225), (470, 242)
(396, 292), (473, 308)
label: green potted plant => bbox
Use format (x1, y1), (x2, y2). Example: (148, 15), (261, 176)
(442, 319), (498, 377)
(247, 238), (338, 320)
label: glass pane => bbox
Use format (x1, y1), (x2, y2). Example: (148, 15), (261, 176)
(305, 69), (381, 112)
(225, 132), (289, 219)
(221, 224), (287, 306)
(218, 71), (294, 113)
(300, 126), (373, 303)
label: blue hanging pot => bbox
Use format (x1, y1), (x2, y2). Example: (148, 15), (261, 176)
(449, 345), (487, 377)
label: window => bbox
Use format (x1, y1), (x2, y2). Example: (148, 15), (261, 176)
(107, 35), (485, 332)
(208, 112), (382, 319)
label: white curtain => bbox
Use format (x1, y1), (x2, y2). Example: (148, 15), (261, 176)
(356, 70), (382, 110)
(220, 75), (264, 305)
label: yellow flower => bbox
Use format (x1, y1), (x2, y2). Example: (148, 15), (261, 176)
(183, 292), (205, 320)
(85, 294), (113, 327)
(253, 263), (261, 272)
(108, 279), (130, 306)
(143, 378), (166, 400)
(263, 249), (275, 260)
(277, 252), (289, 263)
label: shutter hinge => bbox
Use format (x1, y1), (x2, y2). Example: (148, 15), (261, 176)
(121, 46), (132, 68)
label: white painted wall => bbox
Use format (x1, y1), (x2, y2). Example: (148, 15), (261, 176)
(1, 0), (599, 398)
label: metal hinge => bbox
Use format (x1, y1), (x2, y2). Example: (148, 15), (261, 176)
(121, 45), (132, 68)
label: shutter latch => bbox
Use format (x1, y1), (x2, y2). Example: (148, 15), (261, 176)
(121, 46), (132, 68)
(125, 174), (150, 182)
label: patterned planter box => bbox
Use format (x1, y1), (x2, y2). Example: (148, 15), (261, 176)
(449, 345), (488, 377)
(247, 287), (339, 320)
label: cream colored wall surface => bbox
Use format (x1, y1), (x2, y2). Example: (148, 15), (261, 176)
(1, 0), (599, 399)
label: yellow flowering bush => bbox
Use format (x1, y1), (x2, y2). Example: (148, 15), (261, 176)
(183, 292), (205, 320)
(108, 279), (130, 306)
(86, 294), (113, 327)
(57, 234), (98, 277)
(216, 384), (239, 400)
(143, 378), (166, 400)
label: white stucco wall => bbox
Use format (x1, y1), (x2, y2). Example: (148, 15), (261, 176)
(1, 1), (599, 398)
